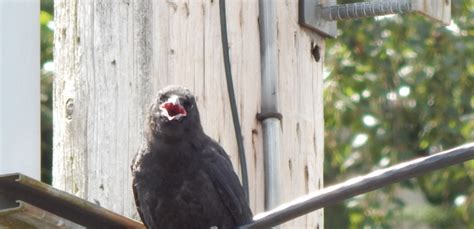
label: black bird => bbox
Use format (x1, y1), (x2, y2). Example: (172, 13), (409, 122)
(131, 85), (253, 229)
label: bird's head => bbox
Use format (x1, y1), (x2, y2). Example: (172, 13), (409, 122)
(147, 85), (202, 139)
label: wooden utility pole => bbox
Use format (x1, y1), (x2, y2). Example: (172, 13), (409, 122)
(54, 1), (324, 227)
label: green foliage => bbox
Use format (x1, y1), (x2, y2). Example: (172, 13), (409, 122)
(40, 0), (54, 184)
(325, 1), (474, 228)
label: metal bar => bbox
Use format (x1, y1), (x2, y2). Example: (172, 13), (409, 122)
(239, 143), (474, 228)
(322, 0), (413, 21)
(0, 201), (82, 228)
(0, 173), (144, 228)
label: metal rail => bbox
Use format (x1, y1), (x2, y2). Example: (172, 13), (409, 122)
(0, 173), (144, 228)
(239, 143), (474, 228)
(0, 200), (81, 228)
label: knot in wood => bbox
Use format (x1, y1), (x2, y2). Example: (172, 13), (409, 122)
(65, 98), (74, 120)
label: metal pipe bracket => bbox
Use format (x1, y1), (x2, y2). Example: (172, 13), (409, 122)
(299, 0), (337, 38)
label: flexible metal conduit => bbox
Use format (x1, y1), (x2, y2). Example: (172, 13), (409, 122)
(322, 0), (413, 21)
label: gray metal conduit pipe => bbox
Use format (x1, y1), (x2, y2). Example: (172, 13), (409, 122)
(258, 0), (282, 215)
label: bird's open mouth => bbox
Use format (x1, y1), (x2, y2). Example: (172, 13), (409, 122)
(160, 102), (187, 121)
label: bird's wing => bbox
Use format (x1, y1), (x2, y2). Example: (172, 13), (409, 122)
(203, 140), (253, 225)
(131, 152), (149, 228)
(132, 181), (148, 228)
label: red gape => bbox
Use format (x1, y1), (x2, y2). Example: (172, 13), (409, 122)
(162, 103), (187, 117)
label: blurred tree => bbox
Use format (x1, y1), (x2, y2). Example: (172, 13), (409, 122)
(40, 0), (53, 184)
(324, 1), (474, 228)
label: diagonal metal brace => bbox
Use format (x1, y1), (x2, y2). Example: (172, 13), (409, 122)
(0, 173), (144, 228)
(239, 143), (474, 228)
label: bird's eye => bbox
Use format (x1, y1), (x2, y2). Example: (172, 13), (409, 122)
(182, 100), (192, 109)
(160, 95), (168, 103)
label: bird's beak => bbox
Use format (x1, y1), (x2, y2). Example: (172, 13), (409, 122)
(159, 95), (187, 121)
(167, 95), (179, 106)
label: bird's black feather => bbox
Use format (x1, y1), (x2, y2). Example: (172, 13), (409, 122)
(202, 141), (253, 224)
(131, 85), (252, 229)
